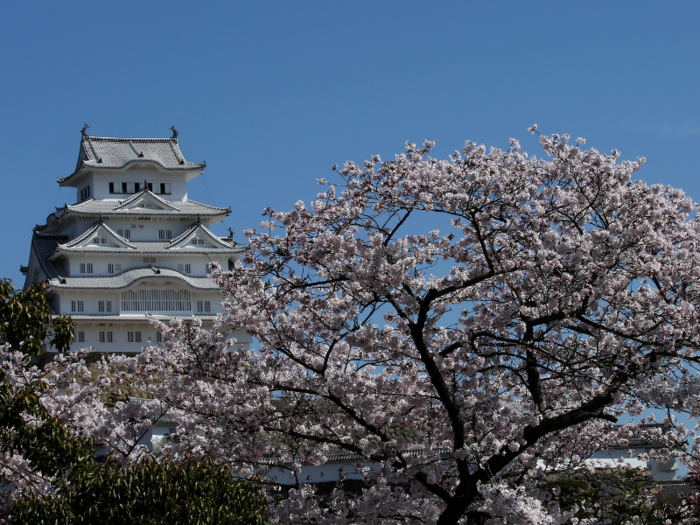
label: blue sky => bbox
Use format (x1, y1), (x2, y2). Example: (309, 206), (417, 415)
(1, 1), (699, 284)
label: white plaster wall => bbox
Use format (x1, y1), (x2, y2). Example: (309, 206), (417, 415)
(70, 322), (251, 353)
(66, 253), (230, 278)
(589, 448), (681, 481)
(89, 168), (190, 201)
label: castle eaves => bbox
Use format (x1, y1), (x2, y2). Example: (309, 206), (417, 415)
(59, 135), (205, 185)
(47, 267), (221, 291)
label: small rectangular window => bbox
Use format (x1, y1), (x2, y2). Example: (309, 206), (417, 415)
(109, 182), (115, 193)
(78, 301), (84, 312)
(99, 331), (105, 343)
(143, 257), (156, 263)
(86, 263), (93, 273)
(124, 230), (131, 239)
(106, 300), (112, 312)
(156, 332), (162, 343)
(93, 237), (100, 244)
(135, 331), (141, 343)
(98, 301), (105, 312)
(127, 331), (134, 343)
(134, 182), (141, 192)
(147, 183), (153, 192)
(78, 331), (85, 343)
(185, 264), (191, 273)
(101, 238), (106, 244)
(159, 230), (172, 240)
(205, 300), (210, 312)
(197, 300), (203, 312)
(79, 263), (85, 273)
(108, 263), (114, 273)
(107, 331), (113, 343)
(160, 183), (166, 194)
(115, 263), (122, 271)
(191, 238), (198, 244)
(71, 300), (76, 312)
(116, 229), (123, 236)
(178, 263), (183, 271)
(122, 182), (128, 193)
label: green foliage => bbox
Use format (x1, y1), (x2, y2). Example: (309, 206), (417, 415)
(0, 379), (97, 482)
(0, 278), (74, 356)
(12, 454), (269, 525)
(548, 469), (697, 525)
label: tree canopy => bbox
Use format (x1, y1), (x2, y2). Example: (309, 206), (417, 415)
(5, 132), (700, 523)
(131, 132), (700, 524)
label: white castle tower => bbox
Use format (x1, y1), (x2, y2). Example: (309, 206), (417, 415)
(22, 127), (250, 353)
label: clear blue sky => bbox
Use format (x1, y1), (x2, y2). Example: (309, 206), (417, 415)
(1, 1), (699, 284)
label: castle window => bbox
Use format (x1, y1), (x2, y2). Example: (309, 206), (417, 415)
(115, 263), (121, 271)
(135, 331), (141, 343)
(93, 237), (100, 244)
(134, 182), (141, 192)
(159, 230), (172, 240)
(106, 301), (112, 312)
(109, 183), (115, 193)
(79, 263), (92, 273)
(197, 301), (211, 313)
(156, 332), (162, 343)
(147, 183), (153, 192)
(108, 263), (114, 273)
(122, 182), (128, 193)
(121, 289), (191, 312)
(124, 230), (131, 239)
(143, 257), (156, 263)
(107, 331), (113, 343)
(71, 300), (84, 312)
(77, 331), (85, 343)
(160, 183), (171, 195)
(98, 301), (105, 312)
(127, 331), (133, 342)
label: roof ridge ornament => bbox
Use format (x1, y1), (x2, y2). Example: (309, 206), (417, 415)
(81, 124), (90, 137)
(170, 126), (179, 139)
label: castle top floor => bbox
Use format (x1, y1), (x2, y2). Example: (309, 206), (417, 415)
(59, 127), (205, 203)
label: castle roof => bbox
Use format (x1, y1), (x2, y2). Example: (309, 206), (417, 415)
(59, 135), (205, 186)
(50, 219), (244, 256)
(38, 192), (231, 232)
(32, 233), (70, 280)
(64, 195), (230, 218)
(47, 267), (221, 291)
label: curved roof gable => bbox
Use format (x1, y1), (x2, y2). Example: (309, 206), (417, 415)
(114, 188), (181, 212)
(59, 134), (205, 185)
(166, 222), (234, 250)
(47, 267), (220, 291)
(58, 220), (136, 251)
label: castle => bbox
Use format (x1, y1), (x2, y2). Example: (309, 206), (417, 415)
(22, 127), (251, 353)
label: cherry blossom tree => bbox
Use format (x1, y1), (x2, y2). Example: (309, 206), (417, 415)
(8, 131), (700, 524)
(125, 131), (700, 524)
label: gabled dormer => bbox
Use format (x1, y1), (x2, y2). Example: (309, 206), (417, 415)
(114, 188), (181, 212)
(57, 220), (137, 251)
(166, 222), (234, 250)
